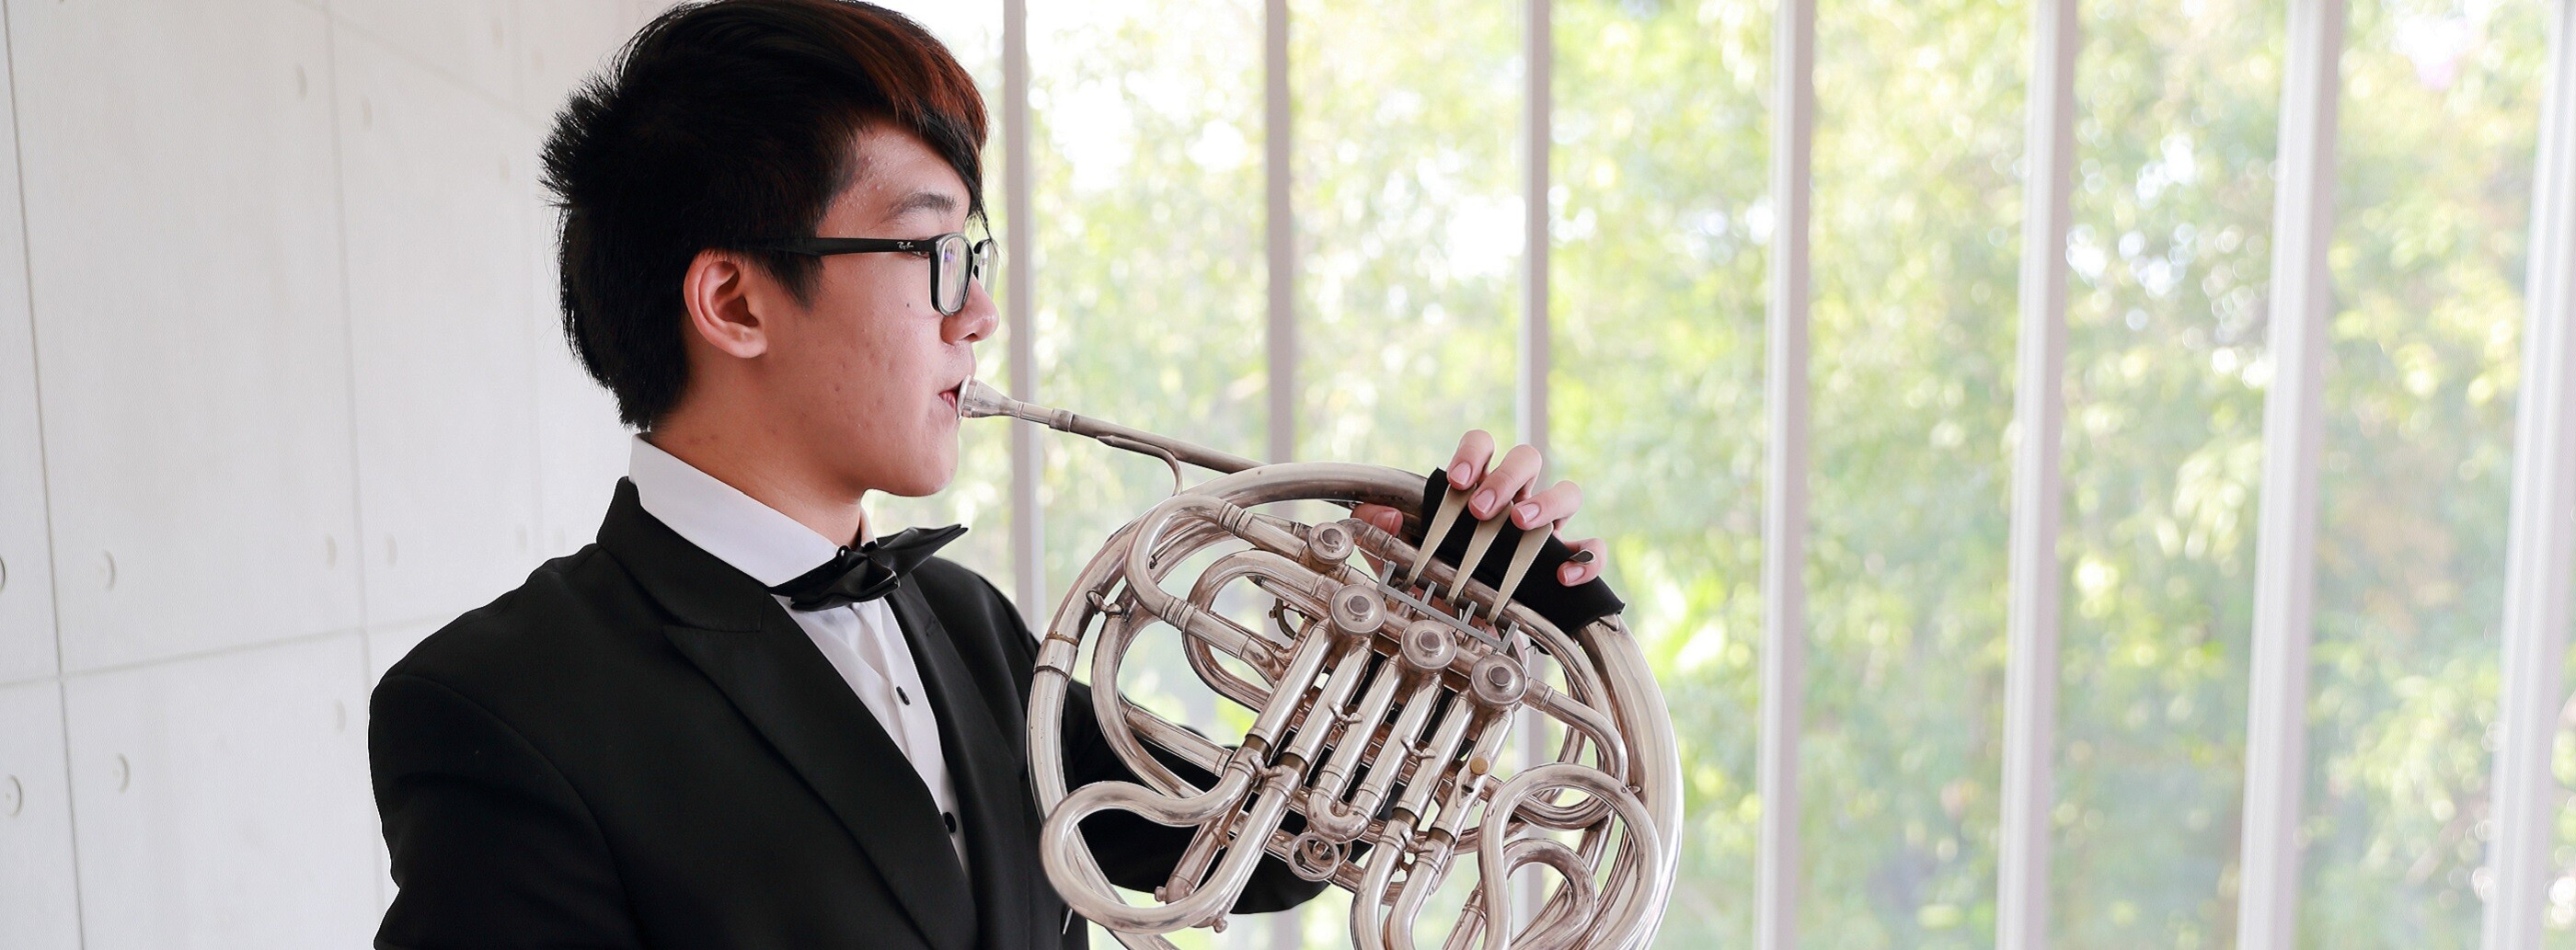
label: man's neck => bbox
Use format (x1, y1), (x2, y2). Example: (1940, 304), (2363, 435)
(644, 411), (870, 548)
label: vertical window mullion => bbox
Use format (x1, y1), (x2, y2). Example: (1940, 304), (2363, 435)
(1266, 0), (1294, 468)
(1521, 0), (1551, 461)
(1265, 2), (1298, 947)
(1997, 1), (2079, 948)
(1757, 2), (1816, 948)
(1002, 0), (1041, 626)
(1516, 0), (1553, 931)
(2479, 3), (2576, 949)
(2234, 2), (2346, 947)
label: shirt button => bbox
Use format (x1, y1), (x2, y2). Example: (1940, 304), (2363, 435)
(897, 686), (911, 705)
(943, 812), (958, 833)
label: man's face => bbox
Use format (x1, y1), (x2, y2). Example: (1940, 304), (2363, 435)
(753, 125), (995, 500)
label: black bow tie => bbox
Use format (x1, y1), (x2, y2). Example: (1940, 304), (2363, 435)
(766, 524), (967, 611)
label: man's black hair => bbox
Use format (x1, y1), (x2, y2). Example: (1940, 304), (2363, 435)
(541, 0), (988, 429)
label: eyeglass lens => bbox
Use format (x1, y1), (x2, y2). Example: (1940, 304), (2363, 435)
(932, 234), (995, 315)
(934, 234), (968, 315)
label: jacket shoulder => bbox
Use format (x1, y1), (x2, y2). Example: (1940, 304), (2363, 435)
(381, 544), (646, 691)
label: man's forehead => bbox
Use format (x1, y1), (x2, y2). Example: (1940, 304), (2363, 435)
(876, 189), (958, 224)
(835, 126), (969, 227)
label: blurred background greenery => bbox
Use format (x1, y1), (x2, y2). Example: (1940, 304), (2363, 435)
(866, 0), (2561, 946)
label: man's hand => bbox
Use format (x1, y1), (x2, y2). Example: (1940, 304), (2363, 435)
(1351, 429), (1607, 587)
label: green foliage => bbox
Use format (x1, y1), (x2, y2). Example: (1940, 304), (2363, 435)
(2049, 1), (2286, 946)
(1021, 0), (1274, 603)
(2302, 1), (2543, 946)
(1554, 0), (1773, 944)
(1555, 0), (2547, 945)
(1292, 0), (1524, 464)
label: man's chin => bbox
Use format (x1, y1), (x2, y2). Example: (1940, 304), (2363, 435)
(877, 457), (959, 499)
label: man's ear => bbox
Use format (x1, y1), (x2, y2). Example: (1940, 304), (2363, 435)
(681, 248), (770, 359)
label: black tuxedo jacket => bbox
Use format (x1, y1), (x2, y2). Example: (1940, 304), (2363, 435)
(370, 478), (1323, 949)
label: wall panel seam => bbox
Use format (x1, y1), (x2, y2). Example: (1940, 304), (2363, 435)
(1, 0), (90, 938)
(58, 625), (366, 684)
(320, 0), (377, 692)
(0, 670), (63, 691)
(323, 1), (398, 911)
(325, 16), (528, 124)
(1, 0), (57, 679)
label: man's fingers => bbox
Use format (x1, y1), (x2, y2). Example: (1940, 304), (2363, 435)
(1470, 444), (1542, 520)
(1557, 537), (1607, 585)
(1352, 503), (1404, 535)
(1448, 430), (1496, 488)
(1509, 480), (1581, 531)
(1349, 505), (1403, 573)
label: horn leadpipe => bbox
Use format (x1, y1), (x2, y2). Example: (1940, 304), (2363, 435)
(959, 377), (1263, 475)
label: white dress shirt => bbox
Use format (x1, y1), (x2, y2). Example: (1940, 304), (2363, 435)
(628, 435), (969, 875)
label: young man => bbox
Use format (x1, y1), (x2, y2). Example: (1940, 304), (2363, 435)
(368, 2), (1607, 948)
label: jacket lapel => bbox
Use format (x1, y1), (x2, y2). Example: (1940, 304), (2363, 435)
(888, 578), (1048, 950)
(596, 479), (976, 950)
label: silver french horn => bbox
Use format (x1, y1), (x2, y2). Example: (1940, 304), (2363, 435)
(959, 378), (1680, 950)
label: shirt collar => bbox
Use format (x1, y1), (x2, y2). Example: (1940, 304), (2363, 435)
(627, 434), (870, 588)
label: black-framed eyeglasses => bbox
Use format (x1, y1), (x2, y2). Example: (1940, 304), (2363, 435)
(753, 232), (995, 316)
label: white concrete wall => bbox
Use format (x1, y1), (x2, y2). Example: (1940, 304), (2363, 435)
(0, 1), (657, 945)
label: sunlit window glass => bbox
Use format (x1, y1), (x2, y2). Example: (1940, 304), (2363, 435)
(2043, 0), (2289, 944)
(1029, 0), (1270, 613)
(1293, 0), (1521, 466)
(1553, 1), (1774, 945)
(1792, 1), (2029, 944)
(2301, 2), (2545, 946)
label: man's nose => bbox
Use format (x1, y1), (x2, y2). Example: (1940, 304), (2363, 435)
(948, 280), (999, 344)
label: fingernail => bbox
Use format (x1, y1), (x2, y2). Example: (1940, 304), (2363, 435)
(1568, 548), (1595, 565)
(1473, 489), (1496, 517)
(1512, 502), (1540, 527)
(1450, 462), (1476, 487)
(1559, 564), (1582, 584)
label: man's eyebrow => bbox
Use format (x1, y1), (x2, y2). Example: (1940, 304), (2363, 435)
(880, 189), (959, 224)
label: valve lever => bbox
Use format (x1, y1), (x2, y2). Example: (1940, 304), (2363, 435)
(1451, 516), (1508, 609)
(1486, 528), (1552, 624)
(1405, 486), (1471, 588)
